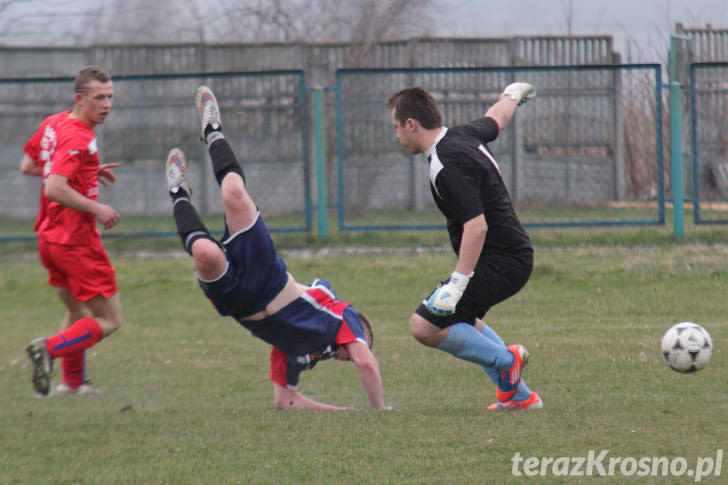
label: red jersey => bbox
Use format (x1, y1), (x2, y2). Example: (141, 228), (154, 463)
(24, 111), (102, 245)
(23, 111), (62, 233)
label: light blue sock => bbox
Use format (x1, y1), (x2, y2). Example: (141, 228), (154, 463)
(436, 323), (514, 369)
(479, 321), (532, 401)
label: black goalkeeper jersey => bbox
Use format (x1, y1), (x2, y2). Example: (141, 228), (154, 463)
(424, 117), (532, 260)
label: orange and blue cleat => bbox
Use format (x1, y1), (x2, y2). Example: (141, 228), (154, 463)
(496, 344), (529, 401)
(487, 391), (543, 410)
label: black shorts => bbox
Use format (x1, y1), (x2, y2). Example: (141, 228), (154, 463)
(415, 251), (533, 329)
(198, 213), (288, 318)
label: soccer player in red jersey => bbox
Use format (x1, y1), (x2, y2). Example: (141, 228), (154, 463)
(22, 66), (123, 396)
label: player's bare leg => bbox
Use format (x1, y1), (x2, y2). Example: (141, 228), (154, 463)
(56, 287), (90, 331)
(84, 293), (122, 337)
(219, 173), (257, 234)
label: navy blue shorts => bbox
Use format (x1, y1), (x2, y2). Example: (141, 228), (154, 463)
(199, 213), (288, 318)
(415, 251), (533, 329)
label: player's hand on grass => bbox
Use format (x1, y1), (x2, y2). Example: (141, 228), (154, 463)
(502, 82), (536, 105)
(426, 271), (472, 316)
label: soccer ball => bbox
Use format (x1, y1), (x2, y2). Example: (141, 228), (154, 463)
(660, 322), (712, 373)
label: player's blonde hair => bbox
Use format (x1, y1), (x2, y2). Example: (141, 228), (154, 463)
(75, 66), (111, 95)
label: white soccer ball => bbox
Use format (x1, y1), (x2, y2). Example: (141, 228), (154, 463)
(660, 322), (712, 373)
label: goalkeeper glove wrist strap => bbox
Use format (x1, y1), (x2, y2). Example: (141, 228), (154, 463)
(449, 270), (473, 290)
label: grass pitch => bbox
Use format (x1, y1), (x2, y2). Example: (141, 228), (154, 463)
(1, 232), (727, 484)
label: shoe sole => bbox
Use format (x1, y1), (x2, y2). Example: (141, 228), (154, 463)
(166, 148), (191, 196)
(54, 382), (103, 397)
(26, 340), (50, 396)
(53, 385), (75, 397)
(195, 86), (220, 140)
(488, 393), (543, 411)
(76, 385), (103, 396)
(488, 401), (543, 411)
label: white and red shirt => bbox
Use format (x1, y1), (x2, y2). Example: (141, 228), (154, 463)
(235, 279), (366, 389)
(24, 111), (102, 245)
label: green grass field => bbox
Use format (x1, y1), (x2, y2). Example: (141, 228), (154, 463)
(1, 228), (727, 484)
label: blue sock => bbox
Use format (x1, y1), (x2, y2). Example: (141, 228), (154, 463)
(436, 323), (514, 369)
(479, 321), (532, 401)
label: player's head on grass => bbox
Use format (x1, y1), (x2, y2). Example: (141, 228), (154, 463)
(334, 311), (373, 362)
(358, 311), (374, 349)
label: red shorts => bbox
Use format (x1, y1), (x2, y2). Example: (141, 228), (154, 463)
(38, 237), (117, 302)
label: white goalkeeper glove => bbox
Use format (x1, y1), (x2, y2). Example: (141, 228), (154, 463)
(502, 82), (536, 105)
(426, 271), (473, 316)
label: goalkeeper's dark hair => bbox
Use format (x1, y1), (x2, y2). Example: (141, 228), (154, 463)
(386, 86), (443, 129)
(357, 311), (374, 349)
(75, 66), (111, 95)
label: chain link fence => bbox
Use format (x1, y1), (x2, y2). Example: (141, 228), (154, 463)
(0, 71), (310, 241)
(4, 32), (728, 240)
(690, 62), (728, 224)
(335, 65), (665, 230)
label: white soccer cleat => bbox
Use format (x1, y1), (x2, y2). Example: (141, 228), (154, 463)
(195, 85), (222, 141)
(502, 82), (536, 105)
(54, 382), (76, 396)
(166, 148), (191, 196)
(76, 382), (103, 395)
(54, 381), (103, 396)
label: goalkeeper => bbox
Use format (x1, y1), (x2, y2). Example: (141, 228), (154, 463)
(386, 83), (542, 410)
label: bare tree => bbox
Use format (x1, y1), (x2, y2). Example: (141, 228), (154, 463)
(0, 0), (90, 44)
(1, 0), (432, 46)
(197, 0), (432, 44)
(82, 0), (204, 44)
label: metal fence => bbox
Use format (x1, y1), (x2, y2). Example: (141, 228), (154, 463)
(334, 65), (665, 231)
(0, 36), (616, 81)
(0, 71), (310, 241)
(690, 62), (728, 225)
(9, 64), (727, 239)
(4, 33), (728, 239)
(678, 24), (728, 62)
